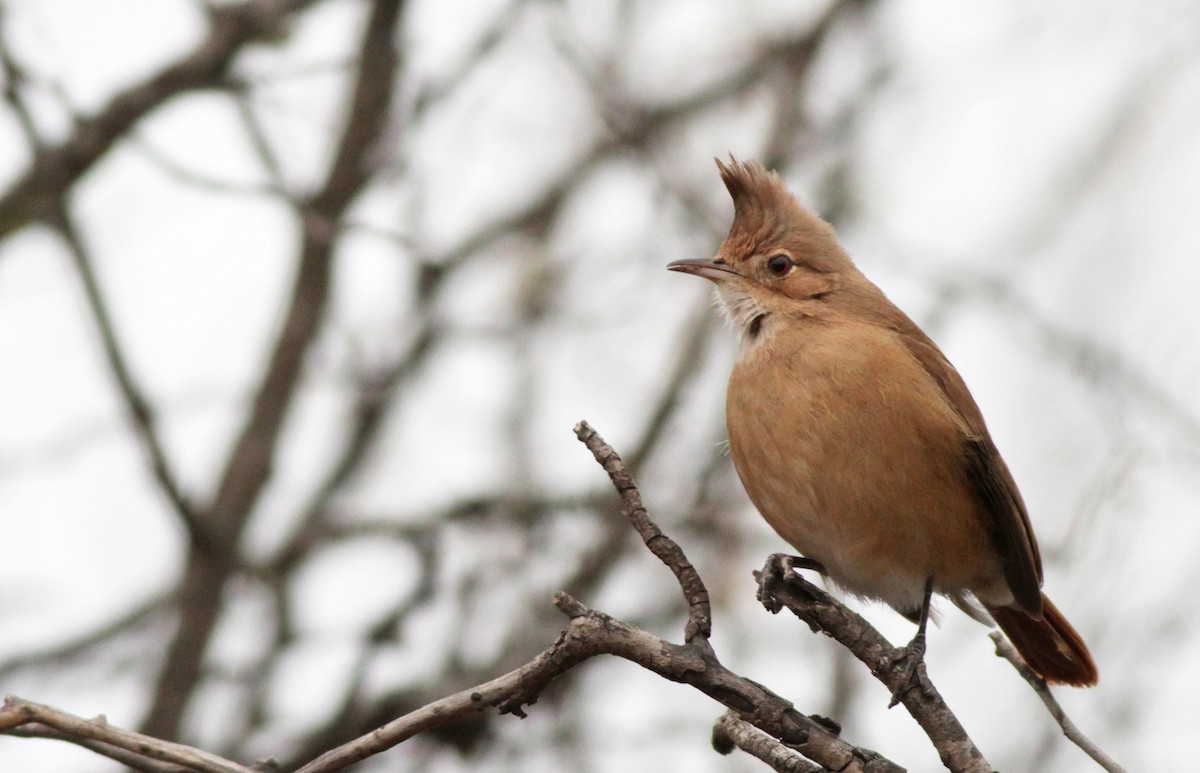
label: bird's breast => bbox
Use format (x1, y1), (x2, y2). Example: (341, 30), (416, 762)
(725, 320), (999, 610)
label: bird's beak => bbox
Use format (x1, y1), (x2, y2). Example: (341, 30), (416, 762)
(666, 258), (739, 282)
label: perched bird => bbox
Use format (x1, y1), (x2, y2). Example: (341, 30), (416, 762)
(668, 157), (1097, 689)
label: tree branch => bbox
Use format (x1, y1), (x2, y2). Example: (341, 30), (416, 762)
(572, 420), (712, 642)
(712, 711), (822, 773)
(141, 0), (406, 741)
(0, 0), (318, 244)
(50, 206), (205, 543)
(990, 632), (1127, 773)
(755, 554), (991, 773)
(0, 696), (257, 773)
(5, 423), (1095, 773)
(292, 590), (897, 773)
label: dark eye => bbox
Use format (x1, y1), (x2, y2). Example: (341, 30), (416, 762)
(766, 253), (792, 276)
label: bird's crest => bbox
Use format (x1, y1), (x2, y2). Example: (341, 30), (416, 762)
(714, 157), (844, 271)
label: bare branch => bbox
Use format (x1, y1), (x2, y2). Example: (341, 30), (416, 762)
(0, 696), (257, 773)
(285, 422), (902, 773)
(142, 0), (406, 741)
(0, 0), (318, 243)
(990, 633), (1127, 773)
(756, 555), (992, 773)
(0, 593), (170, 680)
(573, 420), (712, 642)
(712, 711), (821, 773)
(50, 206), (206, 543)
(293, 591), (895, 773)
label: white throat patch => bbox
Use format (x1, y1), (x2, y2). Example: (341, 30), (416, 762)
(713, 282), (772, 350)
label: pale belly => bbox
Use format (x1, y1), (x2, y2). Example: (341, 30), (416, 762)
(726, 323), (1004, 614)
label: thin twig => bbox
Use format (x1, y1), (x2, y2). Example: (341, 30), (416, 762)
(0, 593), (170, 679)
(50, 206), (205, 544)
(4, 724), (196, 773)
(573, 420), (712, 642)
(141, 0), (406, 741)
(0, 696), (256, 773)
(990, 632), (1127, 773)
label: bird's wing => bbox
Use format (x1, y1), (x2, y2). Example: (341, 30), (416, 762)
(894, 323), (1044, 617)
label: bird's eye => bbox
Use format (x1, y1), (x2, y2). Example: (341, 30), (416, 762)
(766, 253), (792, 276)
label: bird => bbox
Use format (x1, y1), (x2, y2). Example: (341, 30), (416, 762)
(667, 157), (1097, 690)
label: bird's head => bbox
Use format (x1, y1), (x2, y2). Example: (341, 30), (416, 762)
(669, 157), (858, 345)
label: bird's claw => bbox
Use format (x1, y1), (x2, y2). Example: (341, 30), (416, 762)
(755, 553), (826, 613)
(882, 634), (935, 708)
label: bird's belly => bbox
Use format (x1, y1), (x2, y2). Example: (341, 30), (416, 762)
(726, 337), (999, 612)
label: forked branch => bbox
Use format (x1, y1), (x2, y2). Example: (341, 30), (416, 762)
(5, 422), (1124, 773)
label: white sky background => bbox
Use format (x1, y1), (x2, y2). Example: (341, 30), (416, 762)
(1, 0), (1197, 770)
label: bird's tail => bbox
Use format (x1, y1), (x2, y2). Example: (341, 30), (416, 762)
(988, 593), (1098, 686)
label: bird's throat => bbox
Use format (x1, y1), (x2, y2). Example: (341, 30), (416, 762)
(713, 283), (773, 350)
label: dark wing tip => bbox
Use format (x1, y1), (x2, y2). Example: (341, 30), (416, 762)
(964, 435), (1043, 616)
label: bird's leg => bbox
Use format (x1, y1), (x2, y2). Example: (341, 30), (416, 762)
(756, 553), (827, 613)
(884, 577), (936, 707)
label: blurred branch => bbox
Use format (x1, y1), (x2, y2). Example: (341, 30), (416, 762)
(231, 85), (291, 191)
(50, 206), (207, 543)
(1, 4), (207, 544)
(142, 0), (405, 741)
(435, 2), (872, 271)
(0, 0), (319, 244)
(408, 0), (525, 118)
(0, 6), (42, 146)
(127, 133), (282, 197)
(755, 554), (991, 773)
(931, 270), (1200, 451)
(0, 594), (170, 681)
(623, 303), (721, 475)
(990, 633), (1127, 773)
(272, 319), (438, 573)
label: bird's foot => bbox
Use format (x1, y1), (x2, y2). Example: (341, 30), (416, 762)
(882, 630), (935, 708)
(755, 553), (827, 613)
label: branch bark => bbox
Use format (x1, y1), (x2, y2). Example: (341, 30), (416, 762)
(756, 554), (991, 773)
(2, 423), (1123, 773)
(294, 591), (899, 773)
(0, 696), (258, 773)
(712, 711), (822, 773)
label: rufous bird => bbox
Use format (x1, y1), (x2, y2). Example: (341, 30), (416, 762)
(668, 157), (1097, 690)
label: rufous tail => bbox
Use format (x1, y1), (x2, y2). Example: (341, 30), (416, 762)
(988, 593), (1098, 686)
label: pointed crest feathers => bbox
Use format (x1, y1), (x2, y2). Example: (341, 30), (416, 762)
(714, 156), (847, 272)
(715, 156), (797, 220)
